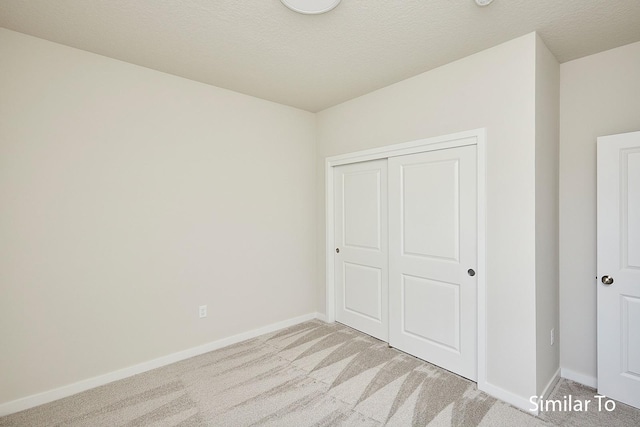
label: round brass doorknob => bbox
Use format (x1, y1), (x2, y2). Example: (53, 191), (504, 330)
(601, 275), (614, 285)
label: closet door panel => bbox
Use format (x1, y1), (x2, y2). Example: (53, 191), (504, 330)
(388, 145), (477, 380)
(334, 160), (388, 340)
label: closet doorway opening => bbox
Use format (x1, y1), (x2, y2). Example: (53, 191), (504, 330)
(325, 129), (486, 384)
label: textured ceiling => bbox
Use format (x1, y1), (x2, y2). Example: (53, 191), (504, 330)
(1, 0), (639, 112)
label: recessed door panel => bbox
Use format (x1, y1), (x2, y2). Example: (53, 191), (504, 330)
(335, 159), (388, 341)
(344, 171), (381, 250)
(622, 296), (640, 377)
(625, 152), (640, 269)
(402, 275), (460, 350)
(343, 262), (382, 321)
(402, 160), (459, 261)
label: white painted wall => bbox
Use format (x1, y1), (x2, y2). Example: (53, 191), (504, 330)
(559, 40), (640, 385)
(317, 33), (540, 405)
(534, 35), (560, 396)
(0, 28), (317, 404)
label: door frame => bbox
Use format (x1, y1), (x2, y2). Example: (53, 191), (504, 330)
(325, 128), (487, 388)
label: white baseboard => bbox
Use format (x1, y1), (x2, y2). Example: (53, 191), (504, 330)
(479, 368), (561, 416)
(0, 312), (322, 417)
(522, 367), (562, 416)
(315, 312), (327, 322)
(560, 368), (597, 389)
(540, 367), (561, 400)
(479, 381), (537, 415)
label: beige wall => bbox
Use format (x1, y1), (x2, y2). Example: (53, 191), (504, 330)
(0, 29), (317, 404)
(534, 35), (560, 395)
(317, 33), (540, 404)
(559, 40), (640, 384)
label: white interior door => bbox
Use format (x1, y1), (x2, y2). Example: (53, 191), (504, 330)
(388, 145), (477, 381)
(597, 130), (640, 409)
(334, 159), (388, 341)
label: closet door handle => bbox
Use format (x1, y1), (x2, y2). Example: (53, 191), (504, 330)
(467, 269), (476, 277)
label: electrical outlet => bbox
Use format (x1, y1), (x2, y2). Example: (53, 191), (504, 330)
(199, 305), (207, 318)
(550, 328), (555, 346)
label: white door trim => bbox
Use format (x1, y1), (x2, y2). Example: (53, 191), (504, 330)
(325, 128), (487, 389)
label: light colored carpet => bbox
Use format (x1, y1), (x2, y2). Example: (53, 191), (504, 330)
(1, 320), (638, 426)
(539, 379), (640, 427)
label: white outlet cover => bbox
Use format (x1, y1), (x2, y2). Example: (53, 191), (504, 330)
(281, 0), (341, 15)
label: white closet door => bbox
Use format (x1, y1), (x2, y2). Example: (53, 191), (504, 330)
(388, 145), (477, 380)
(334, 159), (388, 341)
(597, 131), (640, 409)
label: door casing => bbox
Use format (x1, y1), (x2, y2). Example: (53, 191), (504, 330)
(325, 128), (487, 390)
